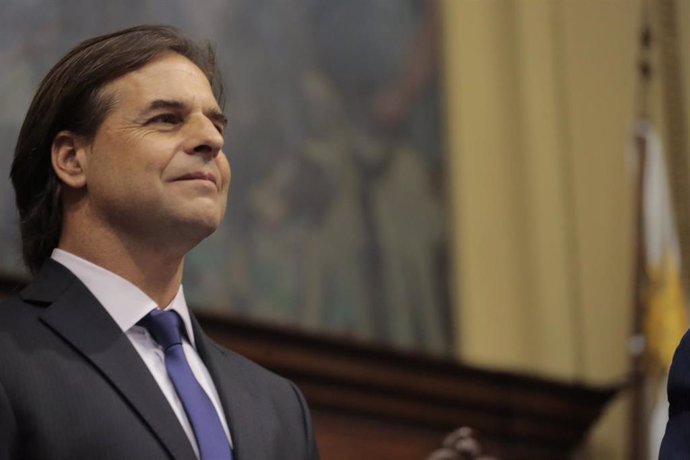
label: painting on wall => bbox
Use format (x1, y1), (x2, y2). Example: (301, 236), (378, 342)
(0, 0), (453, 354)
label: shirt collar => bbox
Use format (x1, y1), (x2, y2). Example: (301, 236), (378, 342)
(50, 248), (196, 347)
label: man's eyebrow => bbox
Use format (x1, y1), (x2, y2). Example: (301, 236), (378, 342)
(144, 99), (228, 127)
(206, 108), (228, 128)
(145, 99), (185, 112)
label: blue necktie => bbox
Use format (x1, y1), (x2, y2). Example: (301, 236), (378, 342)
(140, 309), (234, 460)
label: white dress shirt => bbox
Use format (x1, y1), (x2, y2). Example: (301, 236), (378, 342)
(51, 249), (233, 458)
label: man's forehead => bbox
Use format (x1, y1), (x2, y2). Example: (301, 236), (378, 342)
(101, 53), (219, 110)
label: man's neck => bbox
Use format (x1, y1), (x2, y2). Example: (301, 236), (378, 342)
(57, 236), (185, 308)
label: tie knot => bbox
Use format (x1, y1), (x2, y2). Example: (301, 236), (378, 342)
(140, 309), (185, 350)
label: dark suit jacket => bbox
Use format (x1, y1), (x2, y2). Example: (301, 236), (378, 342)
(660, 329), (690, 459)
(0, 260), (319, 460)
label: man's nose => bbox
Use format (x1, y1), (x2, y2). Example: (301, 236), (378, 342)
(184, 115), (224, 158)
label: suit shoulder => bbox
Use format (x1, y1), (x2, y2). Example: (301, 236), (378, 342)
(0, 295), (49, 365)
(197, 332), (320, 458)
(0, 295), (42, 330)
(205, 338), (292, 386)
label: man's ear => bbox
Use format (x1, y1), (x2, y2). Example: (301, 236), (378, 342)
(51, 131), (88, 189)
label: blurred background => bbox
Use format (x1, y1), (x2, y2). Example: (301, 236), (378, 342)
(1, 0), (689, 458)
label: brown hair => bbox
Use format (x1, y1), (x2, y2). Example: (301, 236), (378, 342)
(10, 25), (224, 273)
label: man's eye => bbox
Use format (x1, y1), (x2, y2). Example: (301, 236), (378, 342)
(149, 113), (181, 125)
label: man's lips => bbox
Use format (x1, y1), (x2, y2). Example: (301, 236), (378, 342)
(173, 172), (218, 188)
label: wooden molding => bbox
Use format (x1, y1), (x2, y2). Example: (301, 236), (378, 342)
(198, 311), (619, 459)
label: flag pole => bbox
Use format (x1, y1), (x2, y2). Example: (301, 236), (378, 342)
(629, 2), (652, 458)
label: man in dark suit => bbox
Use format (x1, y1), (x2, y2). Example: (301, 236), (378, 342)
(0, 25), (319, 460)
(661, 330), (690, 458)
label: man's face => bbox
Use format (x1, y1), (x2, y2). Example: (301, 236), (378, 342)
(79, 52), (230, 248)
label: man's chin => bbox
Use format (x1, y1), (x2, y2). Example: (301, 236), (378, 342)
(181, 215), (222, 238)
(158, 208), (221, 245)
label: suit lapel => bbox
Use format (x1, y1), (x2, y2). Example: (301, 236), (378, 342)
(22, 260), (196, 460)
(191, 316), (263, 460)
